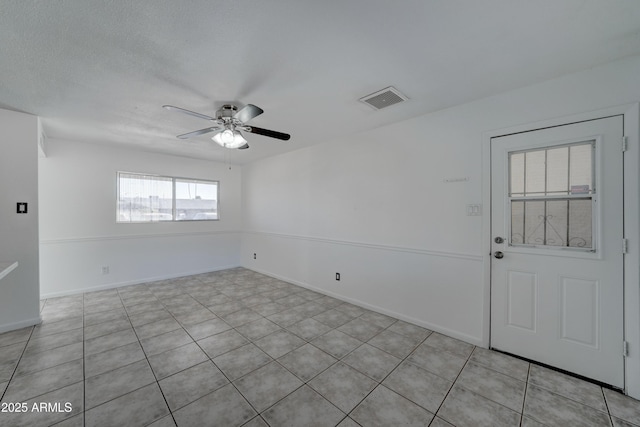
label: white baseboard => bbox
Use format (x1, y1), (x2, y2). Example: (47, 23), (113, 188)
(0, 315), (42, 334)
(243, 266), (485, 348)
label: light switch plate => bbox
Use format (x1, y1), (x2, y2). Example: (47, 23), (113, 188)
(467, 204), (482, 216)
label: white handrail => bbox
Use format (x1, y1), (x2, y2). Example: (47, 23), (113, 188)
(0, 261), (18, 281)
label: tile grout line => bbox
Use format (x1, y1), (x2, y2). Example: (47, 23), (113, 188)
(181, 293), (370, 424)
(80, 303), (173, 420)
(600, 386), (615, 426)
(220, 271), (356, 422)
(12, 268), (628, 427)
(166, 278), (309, 424)
(526, 366), (617, 420)
(338, 328), (434, 424)
(122, 284), (182, 426)
(1, 300), (87, 406)
(22, 283), (410, 423)
(0, 325), (35, 403)
(519, 360), (532, 426)
(428, 344), (475, 425)
(84, 287), (177, 422)
(450, 359), (536, 424)
(134, 280), (423, 425)
(208, 308), (339, 423)
(187, 328), (250, 415)
(146, 277), (295, 421)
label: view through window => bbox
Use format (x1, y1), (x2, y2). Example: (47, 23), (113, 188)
(117, 172), (218, 222)
(509, 141), (594, 249)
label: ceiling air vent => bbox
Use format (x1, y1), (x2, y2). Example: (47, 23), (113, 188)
(359, 86), (408, 110)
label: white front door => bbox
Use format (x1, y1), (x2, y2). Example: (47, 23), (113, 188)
(490, 116), (624, 388)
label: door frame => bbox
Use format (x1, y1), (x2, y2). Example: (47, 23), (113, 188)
(481, 103), (640, 398)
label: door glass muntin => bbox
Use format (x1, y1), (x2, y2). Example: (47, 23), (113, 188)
(508, 140), (595, 251)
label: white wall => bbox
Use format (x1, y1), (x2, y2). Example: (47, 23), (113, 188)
(39, 139), (242, 297)
(0, 109), (40, 333)
(241, 55), (640, 346)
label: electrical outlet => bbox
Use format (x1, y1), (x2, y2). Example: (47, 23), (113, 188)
(336, 272), (340, 281)
(253, 253), (257, 260)
(101, 266), (110, 275)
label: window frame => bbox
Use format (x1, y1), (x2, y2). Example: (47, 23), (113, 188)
(506, 139), (597, 253)
(116, 171), (220, 223)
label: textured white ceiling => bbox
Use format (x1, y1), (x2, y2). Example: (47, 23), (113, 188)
(2, 0), (640, 164)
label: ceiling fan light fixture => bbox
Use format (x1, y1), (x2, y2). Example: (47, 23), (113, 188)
(212, 129), (247, 149)
(221, 129), (234, 143)
(166, 102), (290, 149)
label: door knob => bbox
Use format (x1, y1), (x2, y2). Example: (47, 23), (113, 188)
(494, 251), (504, 259)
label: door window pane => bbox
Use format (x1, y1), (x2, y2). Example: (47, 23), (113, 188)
(569, 144), (593, 193)
(511, 201), (524, 244)
(545, 200), (568, 247)
(525, 150), (546, 196)
(523, 200), (545, 245)
(546, 147), (569, 194)
(509, 141), (594, 197)
(508, 140), (594, 250)
(510, 198), (593, 249)
(510, 153), (525, 196)
(568, 199), (592, 248)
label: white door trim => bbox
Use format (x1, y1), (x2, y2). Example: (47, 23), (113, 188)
(481, 103), (640, 398)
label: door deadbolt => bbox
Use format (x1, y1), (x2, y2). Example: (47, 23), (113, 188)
(494, 251), (504, 259)
(494, 236), (504, 244)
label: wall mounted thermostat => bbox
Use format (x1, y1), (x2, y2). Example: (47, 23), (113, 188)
(17, 203), (28, 214)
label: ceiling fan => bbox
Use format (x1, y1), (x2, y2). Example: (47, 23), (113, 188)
(163, 103), (290, 150)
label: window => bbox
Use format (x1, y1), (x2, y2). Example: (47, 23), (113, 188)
(117, 172), (218, 222)
(509, 141), (594, 250)
(175, 178), (218, 221)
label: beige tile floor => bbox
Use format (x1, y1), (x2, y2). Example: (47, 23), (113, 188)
(0, 267), (639, 426)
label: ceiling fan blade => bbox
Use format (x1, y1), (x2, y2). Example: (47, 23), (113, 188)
(176, 127), (220, 139)
(246, 126), (291, 141)
(237, 143), (250, 150)
(234, 104), (264, 123)
(163, 105), (215, 121)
